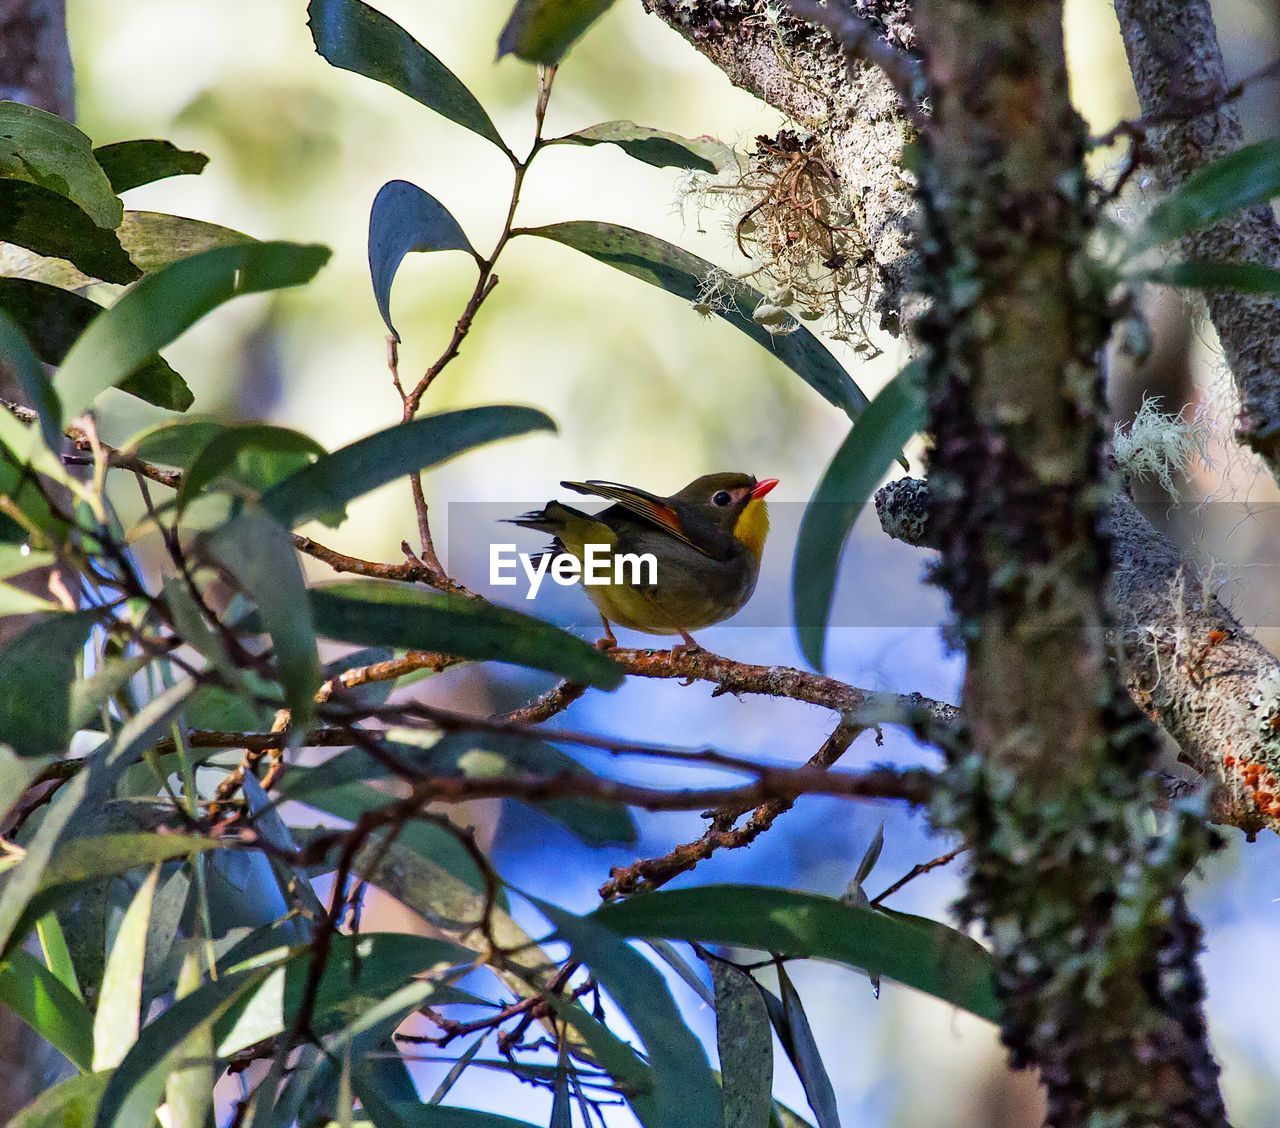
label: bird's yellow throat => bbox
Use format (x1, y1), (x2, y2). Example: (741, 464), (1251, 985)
(733, 497), (770, 561)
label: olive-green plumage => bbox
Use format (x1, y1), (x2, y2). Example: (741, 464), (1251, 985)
(509, 472), (777, 648)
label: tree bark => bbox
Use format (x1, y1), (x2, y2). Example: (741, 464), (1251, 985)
(0, 1), (76, 1119)
(911, 0), (1226, 1121)
(1114, 0), (1280, 475)
(879, 475), (1280, 836)
(641, 1), (917, 330)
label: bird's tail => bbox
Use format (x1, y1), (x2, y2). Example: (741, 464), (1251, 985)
(505, 501), (615, 562)
(504, 499), (588, 535)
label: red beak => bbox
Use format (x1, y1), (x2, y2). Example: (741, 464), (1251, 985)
(751, 478), (780, 499)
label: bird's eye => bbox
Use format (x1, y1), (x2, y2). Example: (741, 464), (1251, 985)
(712, 490), (732, 507)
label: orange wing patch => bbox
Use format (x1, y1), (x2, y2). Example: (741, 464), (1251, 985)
(561, 480), (709, 555)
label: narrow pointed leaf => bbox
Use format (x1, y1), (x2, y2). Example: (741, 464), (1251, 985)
(116, 211), (256, 273)
(93, 867), (160, 1070)
(1131, 138), (1280, 251)
(36, 914), (80, 1000)
(9, 1070), (110, 1127)
(553, 121), (732, 173)
(522, 222), (868, 417)
(0, 611), (97, 757)
(537, 897), (722, 1128)
(592, 885), (998, 1021)
(260, 405), (554, 529)
(310, 579), (623, 688)
(0, 102), (122, 227)
(793, 359), (924, 669)
(57, 240), (330, 422)
(498, 0), (616, 64)
(308, 0), (504, 148)
(0, 180), (139, 284)
(92, 140), (208, 194)
(0, 681), (198, 956)
(0, 948), (94, 1070)
(1140, 259), (1280, 294)
(165, 950), (215, 1128)
(95, 962), (279, 1128)
(207, 507), (321, 723)
(0, 277), (191, 411)
(177, 423), (325, 513)
(0, 310), (60, 449)
(709, 957), (774, 1128)
(771, 967), (839, 1128)
(369, 179), (475, 341)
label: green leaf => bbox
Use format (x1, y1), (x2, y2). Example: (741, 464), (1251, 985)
(522, 222), (869, 418)
(0, 545), (54, 581)
(166, 950), (214, 1128)
(427, 1035), (485, 1104)
(368, 179), (475, 342)
(552, 121), (732, 173)
(1140, 259), (1280, 294)
(260, 405), (554, 529)
(0, 102), (122, 228)
(311, 580), (622, 688)
(92, 139), (208, 194)
(36, 913), (81, 1000)
(217, 931), (472, 1056)
(498, 0), (616, 64)
(177, 423), (325, 513)
(0, 610), (96, 757)
(1131, 138), (1280, 251)
(285, 781), (490, 897)
(295, 735), (635, 846)
(0, 948), (95, 1070)
(0, 277), (191, 412)
(56, 240), (330, 422)
(92, 867), (159, 1070)
(0, 180), (139, 284)
(709, 957), (773, 1128)
(0, 309), (60, 450)
(307, 0), (505, 149)
(0, 680), (198, 957)
(116, 211), (257, 273)
(206, 507), (321, 723)
(761, 968), (839, 1128)
(592, 885), (998, 1021)
(793, 360), (924, 669)
(126, 418), (225, 467)
(10, 1070), (110, 1127)
(95, 961), (279, 1128)
(380, 1106), (544, 1127)
(452, 737), (635, 845)
(537, 897), (722, 1128)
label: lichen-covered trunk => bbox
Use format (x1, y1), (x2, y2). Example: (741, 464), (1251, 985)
(913, 0), (1227, 1121)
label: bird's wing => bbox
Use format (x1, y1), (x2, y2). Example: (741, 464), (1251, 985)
(560, 479), (711, 556)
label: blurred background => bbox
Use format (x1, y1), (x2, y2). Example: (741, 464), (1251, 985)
(61, 0), (1280, 1123)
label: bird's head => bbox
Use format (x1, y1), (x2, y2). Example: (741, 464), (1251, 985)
(672, 472), (778, 561)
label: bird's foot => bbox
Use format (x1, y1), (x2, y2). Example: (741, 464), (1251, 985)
(595, 616), (618, 651)
(671, 631), (703, 662)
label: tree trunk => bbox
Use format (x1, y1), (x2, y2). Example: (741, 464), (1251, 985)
(0, 1), (76, 1119)
(912, 0), (1226, 1121)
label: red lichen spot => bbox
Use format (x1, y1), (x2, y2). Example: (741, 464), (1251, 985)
(1256, 791), (1273, 805)
(1208, 629), (1227, 646)
(1224, 754), (1237, 767)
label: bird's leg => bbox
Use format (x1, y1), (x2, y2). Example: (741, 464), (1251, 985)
(595, 615), (618, 651)
(671, 630), (702, 658)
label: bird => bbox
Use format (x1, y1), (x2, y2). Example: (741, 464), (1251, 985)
(509, 472), (778, 653)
